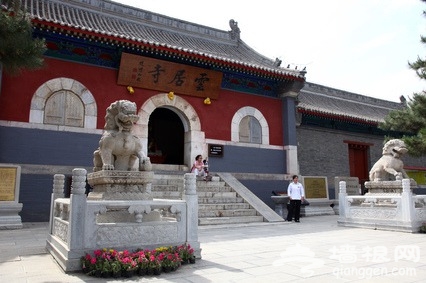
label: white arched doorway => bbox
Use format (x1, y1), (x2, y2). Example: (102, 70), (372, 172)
(135, 93), (206, 167)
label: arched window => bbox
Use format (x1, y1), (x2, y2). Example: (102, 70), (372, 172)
(231, 106), (269, 145)
(239, 115), (262, 144)
(29, 78), (97, 129)
(44, 90), (84, 127)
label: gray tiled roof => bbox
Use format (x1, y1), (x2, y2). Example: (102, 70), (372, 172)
(298, 82), (404, 124)
(23, 0), (304, 79)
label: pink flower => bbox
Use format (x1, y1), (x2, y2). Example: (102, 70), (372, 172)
(158, 253), (165, 261)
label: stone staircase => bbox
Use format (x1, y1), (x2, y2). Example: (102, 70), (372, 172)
(151, 165), (282, 225)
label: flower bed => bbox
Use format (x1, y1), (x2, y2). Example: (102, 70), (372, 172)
(81, 244), (196, 278)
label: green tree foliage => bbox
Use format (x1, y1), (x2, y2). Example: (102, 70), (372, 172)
(409, 1), (426, 80)
(0, 0), (46, 75)
(380, 94), (426, 156)
(379, 0), (426, 156)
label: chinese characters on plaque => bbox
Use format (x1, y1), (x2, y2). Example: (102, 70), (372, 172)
(117, 53), (223, 99)
(303, 176), (328, 199)
(0, 167), (17, 201)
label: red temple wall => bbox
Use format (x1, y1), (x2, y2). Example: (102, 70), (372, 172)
(0, 57), (283, 145)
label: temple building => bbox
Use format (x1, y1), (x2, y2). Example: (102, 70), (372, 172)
(1, 0), (425, 221)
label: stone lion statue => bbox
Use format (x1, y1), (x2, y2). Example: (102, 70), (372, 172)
(369, 139), (409, 181)
(93, 100), (151, 172)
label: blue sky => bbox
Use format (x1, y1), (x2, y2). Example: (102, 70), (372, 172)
(114, 0), (425, 103)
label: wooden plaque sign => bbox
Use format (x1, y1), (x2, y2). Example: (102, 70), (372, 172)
(117, 53), (223, 99)
(0, 167), (18, 201)
(302, 176), (328, 199)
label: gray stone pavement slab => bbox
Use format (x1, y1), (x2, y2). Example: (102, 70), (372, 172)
(0, 215), (425, 282)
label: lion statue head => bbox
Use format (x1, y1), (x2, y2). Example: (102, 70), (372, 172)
(104, 100), (139, 132)
(381, 139), (408, 158)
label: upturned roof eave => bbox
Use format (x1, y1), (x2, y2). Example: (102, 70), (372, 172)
(297, 108), (381, 125)
(32, 17), (305, 82)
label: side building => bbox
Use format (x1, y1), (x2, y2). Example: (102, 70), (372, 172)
(297, 82), (426, 198)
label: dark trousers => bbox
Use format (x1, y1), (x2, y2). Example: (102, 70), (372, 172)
(287, 199), (302, 221)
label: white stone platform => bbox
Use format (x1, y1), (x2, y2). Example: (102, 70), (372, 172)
(338, 179), (426, 233)
(46, 168), (200, 271)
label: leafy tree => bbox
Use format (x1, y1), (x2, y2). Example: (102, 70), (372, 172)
(0, 0), (46, 75)
(379, 0), (426, 156)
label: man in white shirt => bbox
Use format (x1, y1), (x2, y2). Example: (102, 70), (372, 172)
(286, 175), (305, 222)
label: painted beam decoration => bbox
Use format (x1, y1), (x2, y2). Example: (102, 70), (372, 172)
(117, 53), (223, 99)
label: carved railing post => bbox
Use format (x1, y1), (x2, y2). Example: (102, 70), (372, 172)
(53, 174), (65, 198)
(401, 179), (415, 225)
(183, 173), (201, 258)
(68, 168), (87, 249)
(338, 181), (347, 219)
(49, 174), (65, 233)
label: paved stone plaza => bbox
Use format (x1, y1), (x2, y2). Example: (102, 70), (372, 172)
(0, 215), (425, 282)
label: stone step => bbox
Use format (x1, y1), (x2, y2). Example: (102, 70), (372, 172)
(198, 215), (264, 225)
(198, 209), (258, 218)
(195, 185), (232, 192)
(152, 185), (180, 192)
(152, 186), (233, 194)
(197, 191), (237, 198)
(151, 171), (267, 226)
(153, 179), (183, 186)
(153, 194), (243, 202)
(199, 203), (251, 210)
(198, 197), (244, 204)
(195, 181), (228, 188)
(152, 164), (189, 172)
(152, 191), (181, 199)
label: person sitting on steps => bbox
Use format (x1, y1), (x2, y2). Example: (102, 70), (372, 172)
(191, 154), (206, 179)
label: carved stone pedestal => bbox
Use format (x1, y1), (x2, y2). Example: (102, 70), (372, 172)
(338, 179), (426, 233)
(271, 196), (289, 219)
(87, 170), (154, 200)
(0, 202), (23, 229)
(365, 180), (417, 196)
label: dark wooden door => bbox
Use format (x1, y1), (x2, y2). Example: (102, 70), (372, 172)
(348, 143), (369, 194)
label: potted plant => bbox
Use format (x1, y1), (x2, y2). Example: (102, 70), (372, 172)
(118, 251), (137, 278)
(110, 260), (122, 278)
(80, 253), (96, 275)
(420, 222), (426, 233)
(135, 250), (150, 276)
(158, 252), (176, 273)
(177, 243), (196, 264)
(101, 260), (112, 278)
(147, 254), (162, 275)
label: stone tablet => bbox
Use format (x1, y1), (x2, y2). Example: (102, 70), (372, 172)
(0, 164), (23, 229)
(334, 176), (361, 198)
